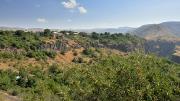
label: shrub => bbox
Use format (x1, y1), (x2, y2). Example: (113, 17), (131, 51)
(16, 69), (28, 87)
(26, 77), (36, 88)
(0, 73), (12, 90)
(73, 51), (78, 56)
(0, 52), (14, 59)
(27, 51), (52, 60)
(83, 48), (94, 56)
(11, 90), (18, 96)
(48, 64), (60, 74)
(0, 70), (15, 91)
(60, 51), (66, 55)
(45, 51), (57, 58)
(72, 57), (84, 63)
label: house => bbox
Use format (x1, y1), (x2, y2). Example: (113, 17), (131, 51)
(51, 31), (63, 39)
(65, 32), (70, 35)
(73, 32), (79, 35)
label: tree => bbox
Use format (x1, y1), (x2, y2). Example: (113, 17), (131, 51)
(15, 30), (24, 36)
(0, 31), (5, 35)
(79, 32), (88, 37)
(91, 32), (99, 39)
(104, 32), (110, 37)
(44, 29), (51, 36)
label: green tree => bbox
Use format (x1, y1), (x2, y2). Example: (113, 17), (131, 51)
(44, 29), (51, 36)
(15, 30), (24, 36)
(91, 32), (99, 39)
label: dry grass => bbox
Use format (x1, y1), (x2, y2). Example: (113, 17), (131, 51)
(0, 92), (19, 101)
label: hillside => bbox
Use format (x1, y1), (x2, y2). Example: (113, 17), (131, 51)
(130, 21), (180, 40)
(0, 30), (179, 101)
(161, 22), (180, 37)
(129, 22), (180, 62)
(0, 50), (179, 101)
(0, 30), (143, 69)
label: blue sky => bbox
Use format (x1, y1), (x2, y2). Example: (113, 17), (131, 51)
(0, 0), (180, 29)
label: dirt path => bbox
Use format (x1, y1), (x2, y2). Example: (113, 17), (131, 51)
(0, 92), (20, 101)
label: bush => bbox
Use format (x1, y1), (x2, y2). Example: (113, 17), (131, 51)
(15, 30), (24, 36)
(73, 51), (78, 56)
(0, 70), (15, 91)
(11, 90), (18, 96)
(26, 77), (36, 88)
(83, 48), (94, 56)
(0, 74), (12, 90)
(60, 51), (66, 55)
(45, 51), (57, 58)
(27, 51), (56, 60)
(72, 57), (84, 63)
(16, 69), (28, 87)
(0, 52), (14, 59)
(48, 64), (60, 74)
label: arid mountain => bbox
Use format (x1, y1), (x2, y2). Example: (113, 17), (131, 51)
(130, 22), (180, 63)
(130, 21), (180, 40)
(161, 22), (180, 37)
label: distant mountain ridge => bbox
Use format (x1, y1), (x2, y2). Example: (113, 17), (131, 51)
(0, 26), (135, 33)
(130, 21), (180, 63)
(0, 27), (44, 32)
(161, 22), (180, 37)
(76, 27), (135, 33)
(1, 21), (180, 37)
(130, 21), (180, 40)
(0, 26), (25, 31)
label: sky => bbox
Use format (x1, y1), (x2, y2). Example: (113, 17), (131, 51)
(0, 0), (180, 29)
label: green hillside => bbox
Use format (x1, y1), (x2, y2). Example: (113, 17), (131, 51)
(0, 30), (179, 101)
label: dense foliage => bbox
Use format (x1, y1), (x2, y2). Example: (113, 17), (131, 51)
(0, 30), (179, 101)
(0, 30), (144, 61)
(68, 32), (144, 45)
(0, 30), (41, 50)
(0, 53), (179, 101)
(0, 30), (56, 60)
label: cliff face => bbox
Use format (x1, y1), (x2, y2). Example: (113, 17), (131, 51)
(129, 21), (180, 63)
(172, 55), (180, 63)
(172, 46), (180, 63)
(145, 40), (176, 57)
(104, 43), (144, 52)
(145, 40), (180, 63)
(40, 40), (69, 52)
(39, 38), (83, 52)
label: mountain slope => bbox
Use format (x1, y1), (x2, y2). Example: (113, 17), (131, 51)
(130, 21), (180, 40)
(161, 22), (180, 37)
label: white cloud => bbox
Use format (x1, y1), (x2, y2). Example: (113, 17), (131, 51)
(78, 6), (87, 14)
(62, 0), (77, 9)
(37, 18), (48, 23)
(62, 0), (87, 14)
